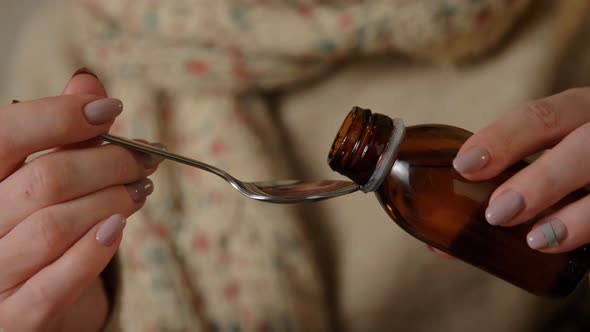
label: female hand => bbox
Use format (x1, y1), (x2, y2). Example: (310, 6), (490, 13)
(0, 70), (162, 331)
(453, 87), (590, 253)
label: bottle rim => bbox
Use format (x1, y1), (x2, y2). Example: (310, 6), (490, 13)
(360, 118), (406, 192)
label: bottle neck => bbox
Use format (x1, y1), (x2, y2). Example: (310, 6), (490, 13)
(328, 107), (405, 192)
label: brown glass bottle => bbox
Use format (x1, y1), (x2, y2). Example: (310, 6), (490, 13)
(328, 107), (590, 297)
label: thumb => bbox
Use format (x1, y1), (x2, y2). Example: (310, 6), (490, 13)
(62, 68), (108, 97)
(60, 68), (111, 149)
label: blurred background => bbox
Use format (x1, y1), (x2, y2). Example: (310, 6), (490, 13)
(0, 1), (36, 99)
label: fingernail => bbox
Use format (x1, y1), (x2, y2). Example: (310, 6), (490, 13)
(527, 219), (568, 250)
(137, 143), (166, 168)
(453, 146), (490, 174)
(83, 98), (123, 125)
(485, 191), (525, 225)
(72, 67), (98, 79)
(125, 178), (154, 202)
(96, 214), (126, 247)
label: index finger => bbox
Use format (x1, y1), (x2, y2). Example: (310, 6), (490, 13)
(452, 88), (590, 180)
(0, 95), (122, 180)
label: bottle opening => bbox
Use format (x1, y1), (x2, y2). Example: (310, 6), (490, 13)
(328, 107), (370, 166)
(327, 111), (353, 162)
(328, 107), (398, 189)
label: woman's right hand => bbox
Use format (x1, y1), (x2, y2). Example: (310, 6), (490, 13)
(0, 70), (162, 331)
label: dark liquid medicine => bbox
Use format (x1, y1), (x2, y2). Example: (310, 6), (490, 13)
(328, 107), (589, 297)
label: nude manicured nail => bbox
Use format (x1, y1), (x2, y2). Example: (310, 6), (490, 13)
(485, 191), (525, 226)
(83, 98), (123, 125)
(125, 178), (154, 202)
(453, 146), (490, 174)
(96, 214), (126, 246)
(527, 219), (567, 250)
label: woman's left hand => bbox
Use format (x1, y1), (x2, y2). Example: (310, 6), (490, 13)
(453, 87), (590, 253)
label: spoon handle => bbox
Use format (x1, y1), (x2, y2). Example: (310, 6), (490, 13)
(98, 133), (231, 180)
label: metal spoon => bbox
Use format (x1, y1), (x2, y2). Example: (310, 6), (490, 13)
(99, 133), (360, 203)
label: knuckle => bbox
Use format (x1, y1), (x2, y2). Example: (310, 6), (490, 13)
(0, 308), (19, 332)
(578, 122), (590, 143)
(50, 114), (73, 139)
(31, 282), (52, 306)
(0, 132), (14, 163)
(42, 98), (79, 135)
(522, 166), (557, 218)
(0, 307), (6, 324)
(28, 282), (56, 322)
(113, 148), (142, 180)
(561, 87), (590, 101)
(30, 209), (67, 255)
(521, 99), (560, 132)
(24, 158), (69, 202)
